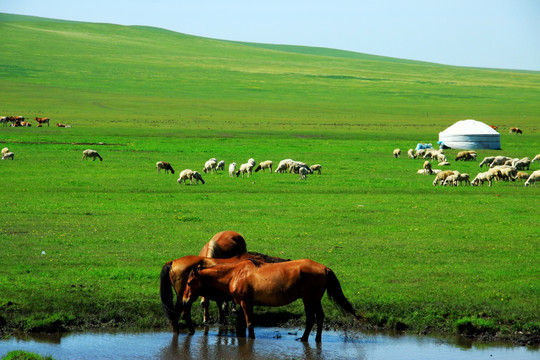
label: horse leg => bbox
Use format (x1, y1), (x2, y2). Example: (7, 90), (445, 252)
(240, 301), (255, 339)
(182, 300), (196, 335)
(300, 302), (316, 342)
(235, 305), (247, 338)
(200, 297), (210, 324)
(314, 302), (325, 343)
(217, 300), (227, 324)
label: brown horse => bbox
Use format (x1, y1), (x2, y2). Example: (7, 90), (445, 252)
(198, 230), (247, 323)
(160, 253), (288, 334)
(183, 258), (361, 342)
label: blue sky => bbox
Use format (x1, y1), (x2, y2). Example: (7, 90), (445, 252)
(2, 0), (539, 71)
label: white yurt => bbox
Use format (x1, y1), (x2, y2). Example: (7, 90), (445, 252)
(438, 119), (501, 150)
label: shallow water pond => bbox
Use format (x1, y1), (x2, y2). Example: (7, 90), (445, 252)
(1, 326), (538, 360)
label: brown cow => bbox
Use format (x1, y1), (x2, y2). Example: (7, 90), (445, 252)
(509, 127), (523, 134)
(35, 117), (50, 127)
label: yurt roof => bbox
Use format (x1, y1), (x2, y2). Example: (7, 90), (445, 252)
(439, 119), (499, 135)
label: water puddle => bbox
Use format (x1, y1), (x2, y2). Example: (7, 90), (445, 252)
(1, 326), (538, 360)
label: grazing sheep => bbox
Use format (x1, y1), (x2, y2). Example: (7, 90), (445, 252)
(436, 153), (447, 163)
(516, 171), (530, 180)
(191, 171), (205, 184)
(423, 161), (433, 175)
(393, 149), (401, 158)
(489, 156), (513, 168)
(248, 158), (256, 167)
(479, 156), (496, 168)
(498, 167), (518, 182)
(455, 150), (477, 161)
(471, 171), (495, 187)
(433, 170), (457, 186)
(532, 154), (540, 164)
(217, 160), (225, 172)
(177, 169), (194, 185)
(254, 160), (273, 173)
(203, 158), (217, 174)
(275, 159), (294, 173)
(236, 163), (254, 178)
(299, 166), (309, 180)
(310, 164), (322, 174)
(2, 152), (14, 160)
(228, 162), (237, 177)
(82, 149), (102, 161)
(455, 173), (470, 186)
(156, 161), (175, 174)
(288, 161), (309, 173)
(524, 170), (540, 187)
(177, 169), (204, 184)
(415, 149), (426, 159)
(443, 174), (458, 187)
(514, 157), (531, 171)
(1, 147), (8, 157)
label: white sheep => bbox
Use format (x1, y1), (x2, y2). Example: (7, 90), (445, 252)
(415, 149), (426, 159)
(1, 147), (9, 157)
(407, 149), (416, 159)
(275, 159), (294, 173)
(532, 154), (540, 164)
(471, 171), (494, 187)
(455, 173), (470, 186)
(2, 151), (14, 160)
(177, 169), (194, 185)
(236, 163), (254, 177)
(299, 166), (309, 180)
(524, 170), (540, 187)
(217, 160), (225, 171)
(310, 164), (322, 174)
(433, 170), (459, 186)
(417, 169), (441, 175)
(228, 162), (237, 177)
(479, 156), (496, 168)
(436, 153), (447, 163)
(514, 157), (531, 171)
(203, 158), (217, 174)
(255, 160), (273, 173)
(393, 149), (401, 158)
(248, 158), (256, 167)
(443, 174), (458, 187)
(438, 161), (450, 166)
(82, 149), (102, 161)
(489, 156), (513, 168)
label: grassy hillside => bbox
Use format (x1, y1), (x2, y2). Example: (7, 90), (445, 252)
(0, 13), (539, 343)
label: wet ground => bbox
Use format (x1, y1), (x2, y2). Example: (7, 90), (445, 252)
(1, 326), (538, 360)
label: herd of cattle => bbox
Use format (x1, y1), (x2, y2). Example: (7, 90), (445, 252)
(394, 147), (540, 187)
(1, 116), (71, 127)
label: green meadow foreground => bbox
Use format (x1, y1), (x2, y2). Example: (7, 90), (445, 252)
(0, 14), (539, 344)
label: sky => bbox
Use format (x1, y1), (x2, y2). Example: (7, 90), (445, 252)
(2, 0), (539, 71)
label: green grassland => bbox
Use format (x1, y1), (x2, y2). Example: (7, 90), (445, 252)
(0, 13), (539, 342)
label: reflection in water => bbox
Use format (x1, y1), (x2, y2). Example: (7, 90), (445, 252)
(1, 327), (538, 360)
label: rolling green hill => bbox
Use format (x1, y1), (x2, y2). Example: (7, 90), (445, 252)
(1, 12), (539, 133)
(1, 13), (539, 341)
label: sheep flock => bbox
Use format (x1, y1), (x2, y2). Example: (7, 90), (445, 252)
(394, 147), (540, 187)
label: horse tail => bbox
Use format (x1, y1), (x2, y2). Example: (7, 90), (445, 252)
(325, 269), (362, 320)
(160, 261), (180, 325)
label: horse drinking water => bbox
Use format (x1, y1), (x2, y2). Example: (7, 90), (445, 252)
(183, 258), (362, 342)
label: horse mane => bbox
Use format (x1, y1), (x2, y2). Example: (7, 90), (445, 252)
(207, 239), (223, 258)
(247, 258), (261, 267)
(246, 251), (290, 263)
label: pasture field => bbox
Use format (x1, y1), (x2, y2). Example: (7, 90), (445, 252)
(0, 13), (539, 342)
